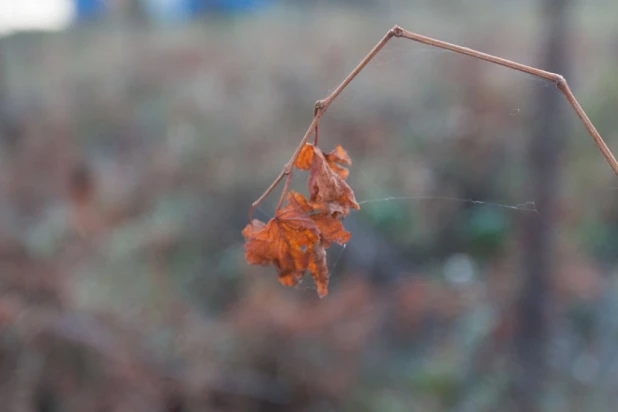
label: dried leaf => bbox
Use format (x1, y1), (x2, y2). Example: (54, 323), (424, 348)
(291, 191), (351, 297)
(242, 200), (319, 286)
(294, 144), (315, 170)
(308, 149), (359, 216)
(288, 191), (350, 247)
(324, 145), (351, 180)
(245, 140), (359, 298)
(243, 191), (352, 297)
(308, 241), (329, 298)
(241, 219), (266, 239)
(294, 144), (352, 180)
(294, 144), (359, 216)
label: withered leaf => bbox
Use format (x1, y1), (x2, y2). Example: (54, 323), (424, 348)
(294, 143), (352, 180)
(245, 140), (359, 298)
(324, 145), (352, 180)
(288, 191), (351, 297)
(243, 191), (352, 297)
(294, 144), (359, 216)
(288, 191), (351, 247)
(308, 150), (359, 216)
(308, 241), (329, 298)
(294, 144), (316, 170)
(242, 198), (319, 287)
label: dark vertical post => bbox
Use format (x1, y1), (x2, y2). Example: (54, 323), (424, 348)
(516, 0), (571, 409)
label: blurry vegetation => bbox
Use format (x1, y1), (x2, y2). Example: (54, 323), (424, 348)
(1, 0), (618, 411)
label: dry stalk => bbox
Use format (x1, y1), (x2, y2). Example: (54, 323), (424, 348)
(248, 25), (618, 221)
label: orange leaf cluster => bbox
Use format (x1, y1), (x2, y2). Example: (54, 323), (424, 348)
(242, 144), (359, 297)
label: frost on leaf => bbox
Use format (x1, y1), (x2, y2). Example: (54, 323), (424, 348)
(244, 142), (359, 298)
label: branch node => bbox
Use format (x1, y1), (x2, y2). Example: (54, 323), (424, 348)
(391, 25), (404, 38)
(314, 100), (326, 113)
(553, 74), (567, 88)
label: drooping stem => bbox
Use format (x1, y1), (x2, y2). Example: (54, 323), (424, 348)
(247, 29), (396, 221)
(556, 80), (618, 175)
(313, 105), (321, 145)
(248, 25), (618, 221)
(316, 28), (396, 110)
(394, 26), (618, 175)
(248, 168), (285, 221)
(248, 114), (322, 220)
(275, 171), (293, 212)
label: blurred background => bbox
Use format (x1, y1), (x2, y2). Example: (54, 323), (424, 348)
(1, 0), (618, 411)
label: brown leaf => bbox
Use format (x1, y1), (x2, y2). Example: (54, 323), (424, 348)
(294, 144), (359, 216)
(308, 241), (329, 298)
(294, 144), (315, 170)
(291, 191), (352, 297)
(308, 149), (359, 216)
(243, 192), (352, 297)
(241, 219), (266, 239)
(294, 144), (352, 180)
(242, 199), (319, 287)
(288, 191), (351, 247)
(324, 145), (351, 180)
(245, 140), (359, 297)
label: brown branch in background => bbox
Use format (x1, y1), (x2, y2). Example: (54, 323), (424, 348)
(248, 25), (618, 221)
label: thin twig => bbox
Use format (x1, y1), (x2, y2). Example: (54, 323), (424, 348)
(397, 27), (558, 82)
(394, 26), (618, 176)
(316, 28), (396, 110)
(248, 168), (285, 221)
(247, 30), (395, 220)
(313, 105), (321, 145)
(248, 25), (618, 221)
(275, 171), (293, 212)
(248, 115), (321, 220)
(556, 80), (618, 176)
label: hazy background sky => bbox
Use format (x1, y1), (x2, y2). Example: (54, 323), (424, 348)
(0, 0), (73, 36)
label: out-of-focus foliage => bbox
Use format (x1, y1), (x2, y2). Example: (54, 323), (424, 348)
(1, 0), (618, 411)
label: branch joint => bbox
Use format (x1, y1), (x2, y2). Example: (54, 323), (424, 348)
(390, 25), (404, 38)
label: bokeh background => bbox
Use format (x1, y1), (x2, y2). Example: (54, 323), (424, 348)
(1, 0), (618, 411)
